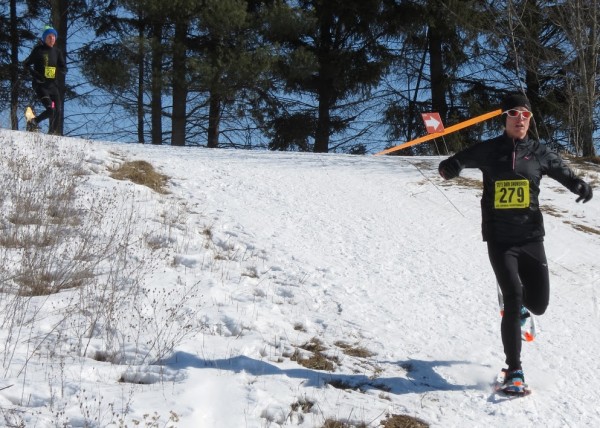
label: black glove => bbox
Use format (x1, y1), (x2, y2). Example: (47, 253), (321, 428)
(439, 158), (461, 180)
(575, 180), (593, 203)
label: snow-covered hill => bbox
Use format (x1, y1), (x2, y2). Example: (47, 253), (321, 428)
(0, 129), (599, 427)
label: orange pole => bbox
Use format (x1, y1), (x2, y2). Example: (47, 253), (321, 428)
(375, 109), (502, 156)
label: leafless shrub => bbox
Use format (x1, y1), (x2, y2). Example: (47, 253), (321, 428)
(148, 200), (192, 253)
(107, 277), (203, 365)
(0, 135), (203, 422)
(0, 406), (25, 428)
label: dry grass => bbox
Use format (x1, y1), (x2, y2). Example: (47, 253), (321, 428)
(291, 348), (337, 371)
(563, 221), (600, 235)
(319, 413), (429, 428)
(321, 419), (368, 428)
(541, 206), (568, 217)
(293, 322), (308, 332)
(291, 337), (339, 371)
(109, 160), (169, 194)
(442, 176), (482, 189)
(290, 398), (314, 413)
(380, 414), (430, 428)
(542, 206), (600, 235)
(16, 267), (94, 296)
(298, 337), (327, 353)
(334, 340), (376, 358)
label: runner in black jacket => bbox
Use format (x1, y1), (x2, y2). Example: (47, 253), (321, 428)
(23, 25), (67, 134)
(438, 93), (593, 392)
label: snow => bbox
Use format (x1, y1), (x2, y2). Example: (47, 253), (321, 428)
(0, 128), (599, 427)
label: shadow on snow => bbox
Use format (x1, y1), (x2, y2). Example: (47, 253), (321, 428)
(161, 352), (480, 395)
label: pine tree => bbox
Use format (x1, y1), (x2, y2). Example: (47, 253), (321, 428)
(266, 0), (395, 153)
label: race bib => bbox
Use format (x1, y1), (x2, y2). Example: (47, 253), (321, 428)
(494, 179), (530, 209)
(44, 66), (56, 79)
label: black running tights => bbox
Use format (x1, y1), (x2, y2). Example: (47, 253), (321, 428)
(487, 241), (549, 371)
(34, 84), (61, 134)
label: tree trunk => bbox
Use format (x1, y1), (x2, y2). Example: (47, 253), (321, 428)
(9, 0), (18, 130)
(150, 22), (163, 145)
(171, 19), (188, 146)
(580, 106), (595, 157)
(137, 23), (145, 144)
(314, 91), (331, 153)
(428, 26), (447, 121)
(577, 8), (598, 157)
(207, 91), (221, 148)
(314, 11), (334, 153)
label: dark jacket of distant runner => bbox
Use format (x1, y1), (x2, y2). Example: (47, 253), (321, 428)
(24, 42), (66, 89)
(443, 133), (584, 244)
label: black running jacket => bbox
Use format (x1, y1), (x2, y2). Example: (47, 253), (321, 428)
(446, 133), (583, 244)
(24, 42), (66, 89)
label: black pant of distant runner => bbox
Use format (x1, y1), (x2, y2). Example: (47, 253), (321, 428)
(487, 240), (549, 371)
(33, 83), (62, 135)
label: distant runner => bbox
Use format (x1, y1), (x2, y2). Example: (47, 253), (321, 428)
(23, 25), (67, 135)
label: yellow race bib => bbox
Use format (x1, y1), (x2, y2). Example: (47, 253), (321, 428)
(494, 179), (530, 209)
(44, 66), (56, 79)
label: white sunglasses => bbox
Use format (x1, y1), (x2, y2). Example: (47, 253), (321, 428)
(502, 109), (533, 119)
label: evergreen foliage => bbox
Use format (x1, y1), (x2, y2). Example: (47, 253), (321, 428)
(1, 0), (599, 156)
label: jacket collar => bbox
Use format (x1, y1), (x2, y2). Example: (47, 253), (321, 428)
(502, 132), (531, 147)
